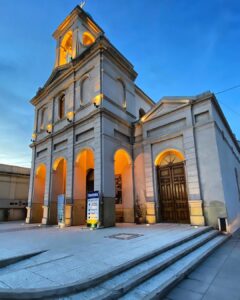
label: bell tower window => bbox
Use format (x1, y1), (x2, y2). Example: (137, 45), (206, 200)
(82, 32), (95, 46)
(59, 31), (73, 66)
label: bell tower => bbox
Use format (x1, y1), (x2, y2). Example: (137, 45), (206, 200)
(53, 5), (104, 68)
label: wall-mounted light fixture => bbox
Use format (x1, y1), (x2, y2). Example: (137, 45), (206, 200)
(46, 124), (53, 134)
(93, 94), (103, 108)
(31, 133), (37, 142)
(66, 111), (74, 123)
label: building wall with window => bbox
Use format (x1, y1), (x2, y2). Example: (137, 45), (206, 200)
(0, 164), (30, 221)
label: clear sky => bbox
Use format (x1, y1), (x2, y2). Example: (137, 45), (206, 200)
(0, 0), (239, 168)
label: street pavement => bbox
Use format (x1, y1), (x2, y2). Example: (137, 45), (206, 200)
(165, 230), (240, 300)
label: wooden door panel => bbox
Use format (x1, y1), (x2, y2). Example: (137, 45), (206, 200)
(157, 163), (189, 223)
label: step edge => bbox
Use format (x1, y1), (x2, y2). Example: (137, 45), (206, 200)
(0, 226), (213, 299)
(0, 251), (48, 269)
(94, 231), (220, 300)
(147, 234), (230, 300)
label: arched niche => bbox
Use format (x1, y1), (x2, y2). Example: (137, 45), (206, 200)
(32, 164), (46, 223)
(114, 149), (134, 223)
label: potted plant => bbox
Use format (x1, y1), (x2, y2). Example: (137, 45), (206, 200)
(135, 196), (144, 224)
(87, 219), (98, 229)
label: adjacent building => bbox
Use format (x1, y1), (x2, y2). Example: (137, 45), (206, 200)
(0, 164), (30, 221)
(26, 5), (240, 233)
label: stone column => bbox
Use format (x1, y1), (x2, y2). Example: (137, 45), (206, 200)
(184, 109), (205, 226)
(65, 127), (74, 227)
(26, 147), (36, 224)
(42, 139), (53, 225)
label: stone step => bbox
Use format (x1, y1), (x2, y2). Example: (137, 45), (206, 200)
(119, 235), (229, 300)
(65, 229), (224, 300)
(0, 226), (217, 299)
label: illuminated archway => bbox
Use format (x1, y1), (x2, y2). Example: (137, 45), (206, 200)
(82, 32), (95, 46)
(50, 157), (67, 224)
(73, 148), (94, 225)
(31, 164), (46, 223)
(114, 149), (134, 223)
(154, 149), (185, 166)
(59, 31), (73, 66)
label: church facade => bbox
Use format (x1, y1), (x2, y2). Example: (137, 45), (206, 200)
(26, 6), (240, 233)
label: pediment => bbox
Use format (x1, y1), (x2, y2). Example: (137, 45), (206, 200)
(43, 65), (70, 89)
(143, 99), (191, 122)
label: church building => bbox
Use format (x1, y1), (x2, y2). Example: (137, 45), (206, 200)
(26, 5), (240, 233)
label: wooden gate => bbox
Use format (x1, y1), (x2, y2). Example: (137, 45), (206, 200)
(157, 162), (190, 223)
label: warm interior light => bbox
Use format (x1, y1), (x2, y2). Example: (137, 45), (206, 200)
(59, 31), (73, 66)
(154, 149), (185, 166)
(82, 32), (95, 46)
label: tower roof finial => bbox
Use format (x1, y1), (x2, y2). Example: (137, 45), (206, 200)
(80, 1), (87, 9)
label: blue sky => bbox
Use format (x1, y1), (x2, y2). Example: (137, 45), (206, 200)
(0, 0), (239, 167)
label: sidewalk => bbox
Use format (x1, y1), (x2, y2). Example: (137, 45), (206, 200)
(165, 231), (240, 300)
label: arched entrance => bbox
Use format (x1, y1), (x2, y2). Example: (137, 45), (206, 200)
(32, 164), (46, 223)
(155, 150), (190, 224)
(114, 149), (134, 223)
(73, 149), (94, 225)
(50, 158), (67, 225)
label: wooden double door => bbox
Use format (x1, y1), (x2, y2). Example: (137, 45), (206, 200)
(157, 162), (190, 224)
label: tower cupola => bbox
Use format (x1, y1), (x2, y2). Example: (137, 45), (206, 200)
(53, 5), (104, 68)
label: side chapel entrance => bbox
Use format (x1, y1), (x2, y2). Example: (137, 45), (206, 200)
(156, 150), (190, 224)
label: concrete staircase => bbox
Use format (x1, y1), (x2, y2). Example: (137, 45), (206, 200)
(65, 227), (229, 300)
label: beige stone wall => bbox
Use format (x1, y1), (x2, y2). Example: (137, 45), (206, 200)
(0, 164), (30, 221)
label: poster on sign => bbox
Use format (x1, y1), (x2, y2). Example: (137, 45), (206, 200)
(87, 191), (100, 225)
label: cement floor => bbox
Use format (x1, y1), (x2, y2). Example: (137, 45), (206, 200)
(0, 222), (206, 289)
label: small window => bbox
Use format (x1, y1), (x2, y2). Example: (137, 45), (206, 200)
(139, 108), (146, 119)
(59, 95), (65, 119)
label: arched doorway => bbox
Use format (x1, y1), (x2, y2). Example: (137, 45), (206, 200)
(73, 149), (94, 225)
(114, 149), (134, 223)
(155, 150), (190, 224)
(50, 158), (67, 225)
(32, 164), (46, 223)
